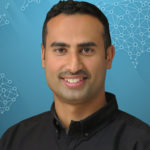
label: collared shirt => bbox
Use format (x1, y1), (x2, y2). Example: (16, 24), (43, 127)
(0, 92), (150, 150)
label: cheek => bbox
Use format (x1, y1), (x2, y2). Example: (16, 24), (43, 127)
(44, 57), (61, 86)
(84, 57), (106, 74)
(45, 56), (63, 73)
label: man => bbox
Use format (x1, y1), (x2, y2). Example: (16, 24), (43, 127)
(0, 0), (150, 150)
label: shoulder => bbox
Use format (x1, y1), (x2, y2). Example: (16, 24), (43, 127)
(114, 110), (150, 142)
(116, 110), (150, 130)
(6, 111), (51, 133)
(0, 111), (52, 148)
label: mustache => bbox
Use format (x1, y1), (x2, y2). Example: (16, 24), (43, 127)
(58, 69), (91, 79)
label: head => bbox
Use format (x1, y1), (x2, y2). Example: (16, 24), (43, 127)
(41, 0), (115, 105)
(42, 0), (111, 52)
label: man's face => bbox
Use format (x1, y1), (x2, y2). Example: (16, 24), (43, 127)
(41, 14), (114, 104)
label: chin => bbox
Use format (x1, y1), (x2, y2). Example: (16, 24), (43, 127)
(54, 91), (87, 103)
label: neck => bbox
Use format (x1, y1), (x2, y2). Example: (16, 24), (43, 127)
(54, 91), (107, 129)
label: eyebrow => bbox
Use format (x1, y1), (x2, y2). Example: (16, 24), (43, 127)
(50, 42), (70, 47)
(50, 42), (97, 48)
(77, 42), (97, 47)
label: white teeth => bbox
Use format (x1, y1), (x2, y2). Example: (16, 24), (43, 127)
(64, 78), (83, 83)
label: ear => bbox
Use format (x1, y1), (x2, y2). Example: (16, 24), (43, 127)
(41, 44), (46, 68)
(106, 45), (115, 69)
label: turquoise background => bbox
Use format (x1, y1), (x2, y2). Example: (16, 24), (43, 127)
(0, 0), (150, 136)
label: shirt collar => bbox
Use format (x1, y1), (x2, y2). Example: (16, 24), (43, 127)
(51, 92), (118, 136)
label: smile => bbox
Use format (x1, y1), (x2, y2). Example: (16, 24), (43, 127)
(61, 76), (87, 88)
(64, 78), (83, 83)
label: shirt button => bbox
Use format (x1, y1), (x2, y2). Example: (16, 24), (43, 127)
(84, 133), (89, 137)
(56, 130), (58, 133)
(56, 121), (59, 125)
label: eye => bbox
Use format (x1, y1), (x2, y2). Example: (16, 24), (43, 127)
(54, 48), (67, 55)
(80, 48), (94, 56)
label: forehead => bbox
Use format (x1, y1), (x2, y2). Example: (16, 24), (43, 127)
(46, 14), (105, 44)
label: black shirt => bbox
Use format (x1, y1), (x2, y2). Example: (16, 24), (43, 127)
(0, 92), (150, 150)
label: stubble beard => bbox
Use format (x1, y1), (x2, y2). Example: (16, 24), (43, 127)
(47, 69), (105, 105)
(53, 84), (93, 105)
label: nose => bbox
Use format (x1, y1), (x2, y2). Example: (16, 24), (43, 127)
(67, 52), (83, 73)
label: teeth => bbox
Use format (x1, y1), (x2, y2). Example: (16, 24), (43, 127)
(64, 78), (82, 83)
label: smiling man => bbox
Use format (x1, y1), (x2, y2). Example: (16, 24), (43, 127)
(0, 0), (150, 150)
(41, 12), (114, 129)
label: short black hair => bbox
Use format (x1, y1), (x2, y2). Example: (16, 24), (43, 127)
(42, 0), (111, 50)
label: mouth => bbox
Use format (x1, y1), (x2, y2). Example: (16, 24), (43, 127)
(60, 76), (87, 88)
